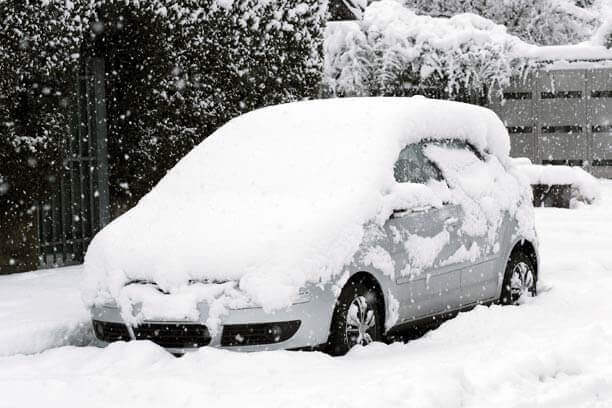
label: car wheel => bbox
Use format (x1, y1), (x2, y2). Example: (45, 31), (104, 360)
(327, 277), (383, 356)
(500, 251), (537, 305)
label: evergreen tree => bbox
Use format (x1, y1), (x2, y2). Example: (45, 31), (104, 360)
(1, 0), (326, 213)
(0, 0), (326, 270)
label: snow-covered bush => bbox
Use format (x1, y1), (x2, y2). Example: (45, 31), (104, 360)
(0, 1), (85, 270)
(0, 0), (326, 271)
(514, 158), (601, 206)
(0, 1), (83, 210)
(402, 0), (601, 46)
(324, 1), (533, 98)
(0, 0), (326, 213)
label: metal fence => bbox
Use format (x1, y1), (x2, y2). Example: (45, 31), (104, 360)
(37, 58), (110, 267)
(488, 66), (612, 178)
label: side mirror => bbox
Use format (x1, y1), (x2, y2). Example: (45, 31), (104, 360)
(391, 208), (409, 218)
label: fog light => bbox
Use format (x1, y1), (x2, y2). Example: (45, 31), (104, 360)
(269, 325), (283, 342)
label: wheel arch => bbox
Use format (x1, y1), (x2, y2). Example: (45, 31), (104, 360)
(509, 239), (539, 278)
(332, 271), (387, 334)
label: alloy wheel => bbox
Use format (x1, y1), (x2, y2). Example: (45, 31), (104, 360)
(345, 295), (377, 347)
(510, 261), (535, 302)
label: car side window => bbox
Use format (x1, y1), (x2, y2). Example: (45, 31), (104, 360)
(394, 143), (442, 183)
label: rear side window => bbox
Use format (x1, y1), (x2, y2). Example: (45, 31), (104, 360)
(394, 143), (442, 184)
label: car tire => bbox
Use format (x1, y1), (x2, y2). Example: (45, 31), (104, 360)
(500, 250), (537, 305)
(327, 277), (384, 356)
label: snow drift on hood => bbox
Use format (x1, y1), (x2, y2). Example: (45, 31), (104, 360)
(83, 97), (513, 316)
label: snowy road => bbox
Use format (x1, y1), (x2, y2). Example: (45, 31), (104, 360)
(1, 182), (612, 408)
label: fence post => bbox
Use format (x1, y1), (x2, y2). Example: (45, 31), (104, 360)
(92, 58), (110, 228)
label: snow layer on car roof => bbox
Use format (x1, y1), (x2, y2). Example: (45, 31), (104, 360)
(83, 97), (514, 314)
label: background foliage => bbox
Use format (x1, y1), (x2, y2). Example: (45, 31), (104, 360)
(396, 0), (602, 46)
(0, 0), (326, 270)
(0, 0), (326, 213)
(324, 0), (610, 99)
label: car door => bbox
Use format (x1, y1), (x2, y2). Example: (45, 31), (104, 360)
(385, 143), (467, 321)
(422, 141), (502, 305)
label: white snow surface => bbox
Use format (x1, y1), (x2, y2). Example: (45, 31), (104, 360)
(514, 159), (601, 205)
(83, 97), (515, 321)
(2, 181), (612, 407)
(0, 265), (91, 357)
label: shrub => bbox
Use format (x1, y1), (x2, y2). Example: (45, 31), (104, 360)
(0, 0), (326, 270)
(324, 1), (533, 99)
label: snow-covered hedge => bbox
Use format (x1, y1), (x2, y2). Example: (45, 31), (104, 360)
(0, 1), (83, 211)
(323, 1), (533, 98)
(323, 0), (612, 99)
(0, 0), (326, 213)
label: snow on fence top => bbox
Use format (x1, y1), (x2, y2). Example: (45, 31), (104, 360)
(523, 44), (612, 61)
(83, 97), (520, 322)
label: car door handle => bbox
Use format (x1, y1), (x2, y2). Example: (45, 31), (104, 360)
(410, 206), (432, 213)
(391, 206), (433, 218)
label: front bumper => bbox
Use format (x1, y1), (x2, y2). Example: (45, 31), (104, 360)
(90, 290), (335, 353)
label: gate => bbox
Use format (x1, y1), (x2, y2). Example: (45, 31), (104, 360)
(37, 58), (110, 266)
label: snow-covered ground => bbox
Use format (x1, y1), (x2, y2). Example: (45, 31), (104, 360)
(0, 265), (91, 357)
(1, 181), (612, 408)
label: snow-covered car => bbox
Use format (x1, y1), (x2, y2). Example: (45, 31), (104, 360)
(84, 97), (538, 355)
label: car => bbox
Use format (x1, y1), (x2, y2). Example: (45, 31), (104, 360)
(84, 96), (538, 355)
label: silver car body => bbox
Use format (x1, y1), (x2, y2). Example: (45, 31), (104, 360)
(91, 140), (538, 353)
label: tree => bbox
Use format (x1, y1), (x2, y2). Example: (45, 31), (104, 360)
(0, 0), (326, 211)
(0, 1), (82, 209)
(0, 0), (326, 270)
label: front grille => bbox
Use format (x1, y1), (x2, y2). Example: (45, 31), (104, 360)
(133, 323), (211, 348)
(92, 320), (211, 348)
(93, 320), (130, 342)
(221, 320), (301, 347)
